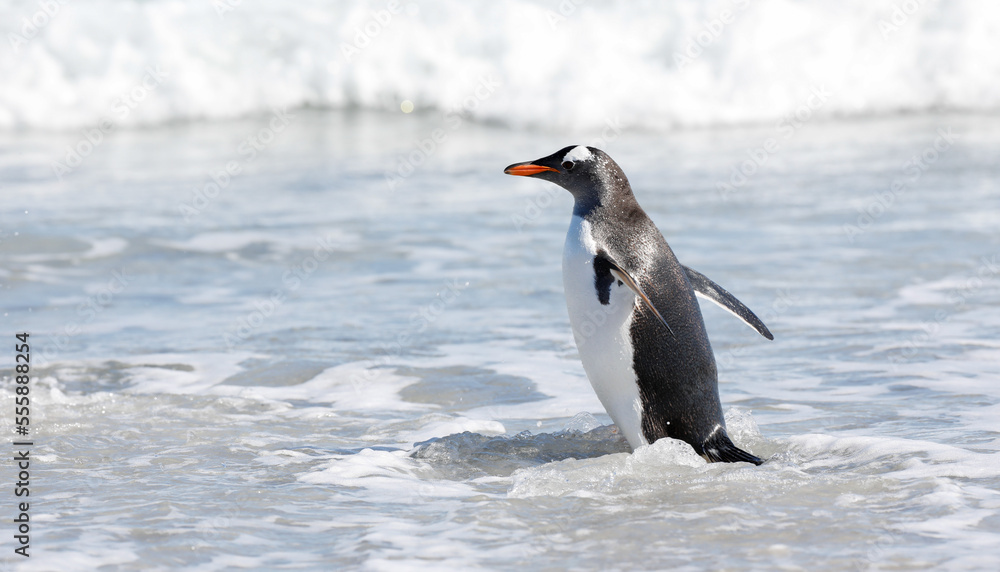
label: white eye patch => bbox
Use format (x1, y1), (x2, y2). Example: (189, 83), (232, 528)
(563, 146), (592, 163)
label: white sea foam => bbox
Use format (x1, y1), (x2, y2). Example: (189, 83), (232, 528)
(6, 236), (127, 263)
(402, 416), (507, 444)
(152, 229), (359, 255)
(111, 355), (428, 413)
(2, 0), (998, 132)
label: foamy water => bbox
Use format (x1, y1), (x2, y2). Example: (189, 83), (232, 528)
(2, 0), (1000, 132)
(1, 107), (999, 569)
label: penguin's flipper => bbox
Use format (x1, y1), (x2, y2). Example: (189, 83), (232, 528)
(597, 251), (675, 337)
(682, 266), (774, 341)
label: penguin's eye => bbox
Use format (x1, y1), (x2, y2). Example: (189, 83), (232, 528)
(561, 160), (575, 171)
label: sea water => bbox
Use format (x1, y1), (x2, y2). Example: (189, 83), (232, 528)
(2, 109), (999, 571)
(3, 0), (1000, 570)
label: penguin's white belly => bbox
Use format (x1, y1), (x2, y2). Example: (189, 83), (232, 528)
(562, 215), (647, 449)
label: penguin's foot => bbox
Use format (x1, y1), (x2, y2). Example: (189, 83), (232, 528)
(701, 429), (765, 465)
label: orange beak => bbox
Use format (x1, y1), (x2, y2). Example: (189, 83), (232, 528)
(504, 164), (559, 176)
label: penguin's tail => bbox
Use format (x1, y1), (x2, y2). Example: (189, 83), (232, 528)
(702, 429), (765, 466)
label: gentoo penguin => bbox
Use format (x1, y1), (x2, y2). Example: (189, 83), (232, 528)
(504, 145), (773, 465)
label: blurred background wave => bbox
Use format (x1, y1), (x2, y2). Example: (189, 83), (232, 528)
(2, 0), (998, 132)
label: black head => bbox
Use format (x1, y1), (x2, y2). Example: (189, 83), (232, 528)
(503, 145), (632, 216)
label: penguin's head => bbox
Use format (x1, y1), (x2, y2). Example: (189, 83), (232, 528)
(504, 145), (629, 212)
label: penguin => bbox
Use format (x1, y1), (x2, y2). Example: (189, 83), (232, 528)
(504, 145), (773, 465)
